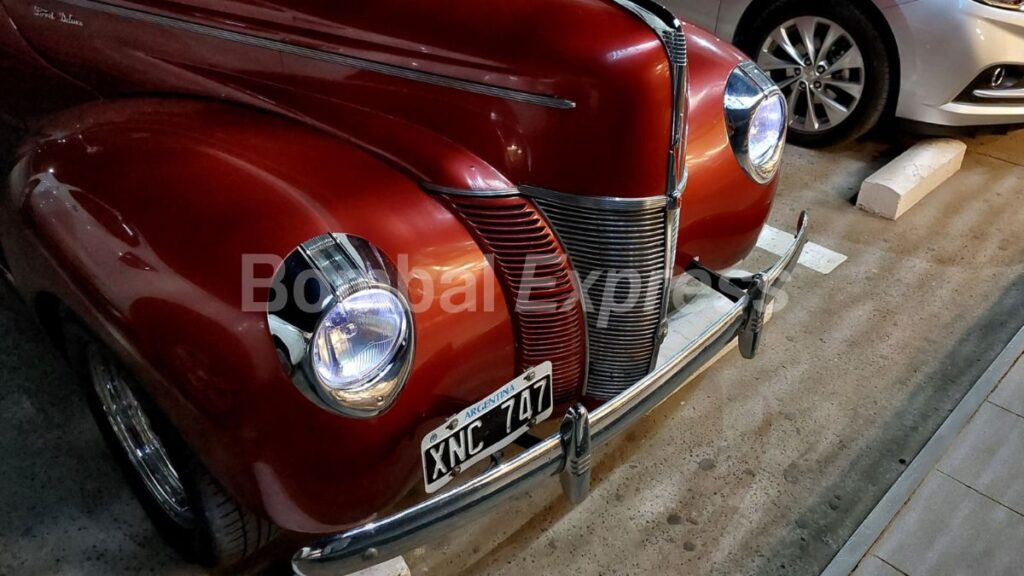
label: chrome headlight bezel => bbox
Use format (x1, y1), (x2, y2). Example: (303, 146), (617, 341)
(268, 234), (415, 418)
(725, 61), (788, 184)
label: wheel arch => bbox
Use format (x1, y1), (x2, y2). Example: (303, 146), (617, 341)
(2, 96), (518, 532)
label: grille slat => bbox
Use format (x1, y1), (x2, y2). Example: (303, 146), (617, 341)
(445, 189), (678, 403)
(444, 195), (587, 403)
(661, 29), (688, 66)
(531, 191), (674, 400)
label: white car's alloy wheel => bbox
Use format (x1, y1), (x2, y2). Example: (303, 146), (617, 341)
(756, 17), (866, 135)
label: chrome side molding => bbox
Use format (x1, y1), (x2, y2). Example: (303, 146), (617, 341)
(420, 183), (519, 198)
(56, 0), (576, 109)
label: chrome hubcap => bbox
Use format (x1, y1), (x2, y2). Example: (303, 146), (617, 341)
(756, 17), (865, 134)
(89, 346), (195, 527)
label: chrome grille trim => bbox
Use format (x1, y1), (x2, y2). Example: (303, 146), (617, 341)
(424, 1), (689, 400)
(661, 29), (688, 67)
(611, 0), (689, 198)
(522, 185), (669, 210)
(523, 187), (676, 400)
(441, 195), (588, 403)
(609, 1), (689, 385)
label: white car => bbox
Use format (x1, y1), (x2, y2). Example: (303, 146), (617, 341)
(667, 0), (1024, 146)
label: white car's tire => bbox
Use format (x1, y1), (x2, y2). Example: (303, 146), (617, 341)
(737, 0), (895, 147)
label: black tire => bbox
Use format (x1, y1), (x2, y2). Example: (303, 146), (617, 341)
(62, 320), (277, 568)
(736, 0), (894, 148)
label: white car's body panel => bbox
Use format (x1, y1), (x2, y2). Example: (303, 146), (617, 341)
(665, 0), (1024, 127)
(886, 0), (1024, 125)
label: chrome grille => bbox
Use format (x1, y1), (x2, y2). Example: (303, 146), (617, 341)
(443, 194), (588, 404)
(661, 29), (687, 66)
(526, 188), (675, 400)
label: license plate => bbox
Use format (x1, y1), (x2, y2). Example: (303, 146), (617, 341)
(421, 362), (554, 494)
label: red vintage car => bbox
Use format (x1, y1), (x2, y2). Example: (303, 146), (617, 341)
(0, 0), (807, 573)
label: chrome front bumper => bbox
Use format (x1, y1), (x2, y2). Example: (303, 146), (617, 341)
(292, 212), (809, 576)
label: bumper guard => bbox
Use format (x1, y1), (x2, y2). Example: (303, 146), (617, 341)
(293, 211), (809, 576)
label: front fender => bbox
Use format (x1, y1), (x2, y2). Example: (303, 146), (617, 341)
(1, 99), (516, 532)
(678, 24), (778, 271)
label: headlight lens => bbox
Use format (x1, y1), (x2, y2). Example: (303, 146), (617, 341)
(748, 94), (786, 166)
(267, 234), (414, 418)
(312, 288), (407, 390)
(725, 62), (788, 184)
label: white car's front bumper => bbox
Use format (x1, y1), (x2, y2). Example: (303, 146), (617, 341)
(887, 0), (1024, 127)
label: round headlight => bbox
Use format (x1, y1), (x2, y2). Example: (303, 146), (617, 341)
(725, 62), (788, 184)
(748, 93), (786, 166)
(267, 233), (415, 418)
(311, 288), (408, 390)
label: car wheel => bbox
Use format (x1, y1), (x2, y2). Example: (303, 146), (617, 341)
(63, 321), (277, 567)
(737, 0), (894, 147)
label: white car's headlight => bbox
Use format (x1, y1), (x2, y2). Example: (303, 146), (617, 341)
(725, 62), (788, 184)
(268, 234), (414, 418)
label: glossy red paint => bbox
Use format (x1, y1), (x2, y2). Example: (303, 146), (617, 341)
(3, 101), (517, 531)
(676, 23), (777, 270)
(0, 0), (779, 534)
(5, 0), (671, 196)
(2, 0), (772, 267)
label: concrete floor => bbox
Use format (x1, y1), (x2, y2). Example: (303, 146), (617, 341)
(2, 128), (1024, 576)
(0, 271), (192, 574)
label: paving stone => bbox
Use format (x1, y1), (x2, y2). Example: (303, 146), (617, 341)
(874, 472), (1024, 576)
(937, 401), (1024, 515)
(852, 555), (904, 576)
(990, 357), (1024, 418)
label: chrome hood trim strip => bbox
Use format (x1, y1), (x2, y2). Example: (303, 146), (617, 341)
(607, 0), (689, 390)
(611, 0), (682, 36)
(610, 0), (688, 200)
(420, 183), (520, 198)
(55, 0), (577, 110)
(526, 187), (674, 399)
(519, 185), (670, 210)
